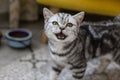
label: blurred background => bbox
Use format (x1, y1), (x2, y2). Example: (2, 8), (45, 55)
(0, 0), (120, 79)
(1, 0), (120, 43)
(1, 0), (120, 29)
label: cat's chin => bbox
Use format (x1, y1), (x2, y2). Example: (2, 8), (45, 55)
(55, 32), (67, 40)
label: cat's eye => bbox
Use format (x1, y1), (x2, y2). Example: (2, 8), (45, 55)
(66, 23), (73, 27)
(52, 21), (58, 25)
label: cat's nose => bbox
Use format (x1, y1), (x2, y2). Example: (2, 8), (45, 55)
(60, 27), (65, 30)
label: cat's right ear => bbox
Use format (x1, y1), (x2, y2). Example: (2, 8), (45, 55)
(43, 8), (54, 22)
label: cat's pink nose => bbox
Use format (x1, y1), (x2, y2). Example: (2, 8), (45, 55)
(60, 27), (65, 30)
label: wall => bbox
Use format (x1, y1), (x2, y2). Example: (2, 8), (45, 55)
(0, 0), (9, 13)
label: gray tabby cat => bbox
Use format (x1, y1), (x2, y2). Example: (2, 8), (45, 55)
(43, 8), (120, 80)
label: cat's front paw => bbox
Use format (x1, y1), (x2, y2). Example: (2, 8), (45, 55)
(93, 58), (111, 74)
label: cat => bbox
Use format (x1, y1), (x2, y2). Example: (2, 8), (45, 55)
(43, 8), (120, 80)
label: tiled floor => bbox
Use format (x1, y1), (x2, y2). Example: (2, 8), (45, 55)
(0, 45), (51, 80)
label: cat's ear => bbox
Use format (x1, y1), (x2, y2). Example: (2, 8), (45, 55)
(43, 8), (54, 22)
(73, 12), (85, 26)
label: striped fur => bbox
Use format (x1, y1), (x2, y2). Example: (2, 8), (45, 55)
(43, 8), (120, 80)
(80, 21), (120, 60)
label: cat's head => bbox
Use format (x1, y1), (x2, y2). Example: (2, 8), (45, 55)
(43, 8), (84, 43)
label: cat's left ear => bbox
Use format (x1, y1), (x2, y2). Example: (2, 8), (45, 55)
(43, 8), (54, 22)
(73, 12), (85, 26)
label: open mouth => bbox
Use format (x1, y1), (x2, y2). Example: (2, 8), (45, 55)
(55, 32), (67, 40)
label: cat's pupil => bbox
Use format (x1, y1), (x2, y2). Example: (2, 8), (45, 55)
(66, 23), (73, 27)
(52, 21), (58, 25)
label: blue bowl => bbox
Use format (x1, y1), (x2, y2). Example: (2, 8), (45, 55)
(5, 29), (32, 48)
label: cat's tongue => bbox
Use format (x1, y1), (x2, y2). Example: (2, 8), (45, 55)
(58, 33), (65, 39)
(56, 32), (66, 40)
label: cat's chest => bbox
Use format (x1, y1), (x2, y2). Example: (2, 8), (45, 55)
(50, 51), (68, 66)
(49, 43), (69, 66)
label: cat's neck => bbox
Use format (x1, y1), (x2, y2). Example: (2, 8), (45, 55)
(48, 40), (69, 48)
(48, 37), (82, 53)
(48, 39), (77, 52)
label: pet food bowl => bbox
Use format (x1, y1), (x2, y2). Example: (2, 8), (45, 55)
(5, 29), (32, 48)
